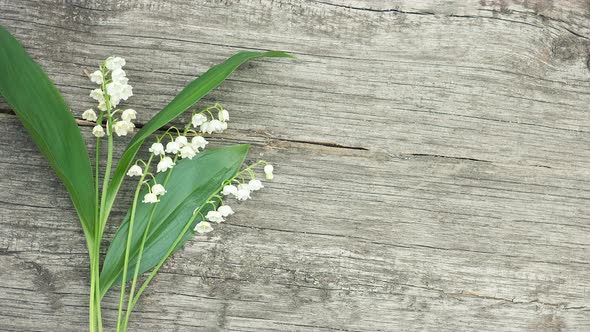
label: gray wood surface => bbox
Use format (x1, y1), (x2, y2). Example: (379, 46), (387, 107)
(1, 0), (590, 331)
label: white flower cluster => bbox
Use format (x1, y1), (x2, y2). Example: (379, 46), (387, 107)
(191, 106), (229, 134)
(85, 56), (136, 138)
(193, 163), (274, 234)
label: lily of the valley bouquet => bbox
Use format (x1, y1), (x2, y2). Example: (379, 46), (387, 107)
(0, 26), (291, 331)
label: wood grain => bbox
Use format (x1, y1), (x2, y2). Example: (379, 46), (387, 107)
(1, 0), (590, 331)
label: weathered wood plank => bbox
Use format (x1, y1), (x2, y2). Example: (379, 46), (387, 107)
(1, 110), (589, 331)
(1, 0), (590, 331)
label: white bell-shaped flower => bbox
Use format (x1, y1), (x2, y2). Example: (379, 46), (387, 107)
(157, 157), (175, 173)
(152, 184), (167, 196)
(248, 179), (264, 191)
(149, 143), (165, 156)
(121, 109), (137, 121)
(90, 89), (104, 102)
(127, 165), (143, 177)
(82, 109), (97, 121)
(165, 141), (180, 154)
(264, 164), (274, 180)
(92, 125), (105, 138)
(206, 210), (225, 223)
(191, 136), (208, 151)
(142, 192), (159, 204)
(209, 119), (224, 133)
(218, 109), (229, 122)
(105, 56), (126, 71)
(222, 185), (238, 196)
(236, 184), (251, 201)
(180, 146), (196, 160)
(113, 120), (134, 136)
(175, 136), (188, 147)
(111, 68), (127, 83)
(217, 205), (234, 217)
(194, 221), (213, 234)
(192, 113), (207, 128)
(200, 121), (213, 134)
(89, 70), (103, 85)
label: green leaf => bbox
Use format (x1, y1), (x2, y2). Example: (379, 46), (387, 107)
(102, 51), (292, 227)
(0, 26), (96, 240)
(100, 144), (249, 296)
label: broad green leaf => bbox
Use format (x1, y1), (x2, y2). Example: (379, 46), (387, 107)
(0, 26), (96, 240)
(102, 51), (292, 227)
(100, 144), (249, 297)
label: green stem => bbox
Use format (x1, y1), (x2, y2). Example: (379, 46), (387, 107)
(89, 110), (105, 332)
(116, 154), (153, 331)
(122, 154), (177, 331)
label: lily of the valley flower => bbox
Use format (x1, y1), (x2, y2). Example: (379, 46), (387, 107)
(106, 81), (133, 104)
(222, 185), (238, 196)
(113, 120), (134, 136)
(217, 205), (234, 217)
(165, 141), (180, 154)
(89, 70), (103, 85)
(105, 56), (126, 71)
(92, 125), (105, 138)
(236, 184), (251, 201)
(121, 108), (137, 121)
(192, 113), (207, 127)
(194, 221), (213, 234)
(209, 119), (225, 133)
(175, 136), (188, 147)
(157, 157), (175, 173)
(218, 109), (229, 122)
(142, 192), (159, 204)
(127, 165), (143, 177)
(90, 89), (104, 102)
(264, 164), (274, 180)
(191, 136), (208, 151)
(111, 68), (128, 84)
(82, 109), (97, 122)
(149, 143), (165, 156)
(206, 210), (225, 223)
(180, 146), (196, 160)
(152, 184), (167, 196)
(248, 179), (264, 191)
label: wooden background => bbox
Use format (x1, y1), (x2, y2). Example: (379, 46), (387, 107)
(1, 0), (590, 331)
